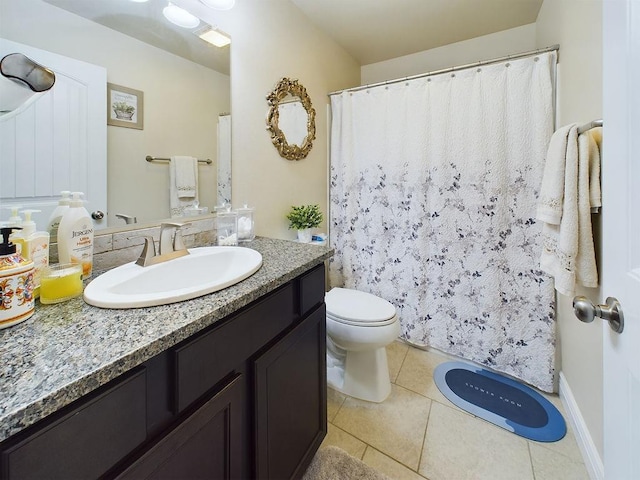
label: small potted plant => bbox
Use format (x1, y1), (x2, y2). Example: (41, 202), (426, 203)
(286, 204), (323, 243)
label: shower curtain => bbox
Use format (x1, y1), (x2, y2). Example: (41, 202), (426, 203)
(329, 52), (557, 392)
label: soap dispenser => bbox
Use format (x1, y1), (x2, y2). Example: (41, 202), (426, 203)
(5, 205), (23, 227)
(13, 210), (49, 298)
(0, 227), (35, 329)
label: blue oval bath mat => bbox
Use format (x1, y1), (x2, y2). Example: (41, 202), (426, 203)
(434, 361), (566, 442)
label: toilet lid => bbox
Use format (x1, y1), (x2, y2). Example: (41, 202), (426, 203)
(325, 288), (396, 325)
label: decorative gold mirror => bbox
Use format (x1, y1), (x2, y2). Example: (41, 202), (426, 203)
(266, 78), (316, 161)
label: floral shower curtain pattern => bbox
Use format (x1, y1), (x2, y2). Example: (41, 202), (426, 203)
(329, 52), (557, 392)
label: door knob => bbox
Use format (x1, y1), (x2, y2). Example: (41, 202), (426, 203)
(572, 296), (624, 334)
(91, 210), (104, 220)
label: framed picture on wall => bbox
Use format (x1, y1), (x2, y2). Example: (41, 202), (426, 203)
(107, 83), (144, 130)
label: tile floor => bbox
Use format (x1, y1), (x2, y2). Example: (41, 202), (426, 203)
(321, 341), (591, 480)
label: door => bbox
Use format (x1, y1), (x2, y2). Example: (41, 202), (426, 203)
(0, 38), (107, 230)
(602, 0), (640, 478)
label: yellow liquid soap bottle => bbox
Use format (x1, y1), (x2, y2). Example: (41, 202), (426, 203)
(12, 210), (49, 299)
(57, 192), (94, 279)
(0, 227), (35, 329)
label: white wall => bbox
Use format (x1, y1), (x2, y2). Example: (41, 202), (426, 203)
(228, 1), (360, 239)
(536, 0), (604, 463)
(1, 0), (230, 226)
(177, 0), (361, 240)
(362, 24), (536, 84)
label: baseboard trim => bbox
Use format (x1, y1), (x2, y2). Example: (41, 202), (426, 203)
(558, 372), (604, 480)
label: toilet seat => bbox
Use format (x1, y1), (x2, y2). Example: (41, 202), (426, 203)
(325, 288), (397, 327)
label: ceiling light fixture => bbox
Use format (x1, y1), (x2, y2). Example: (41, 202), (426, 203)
(163, 3), (200, 28)
(129, 0), (150, 3)
(196, 26), (231, 47)
(200, 0), (235, 11)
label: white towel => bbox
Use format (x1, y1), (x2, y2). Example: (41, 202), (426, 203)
(575, 128), (601, 287)
(169, 156), (198, 217)
(536, 124), (575, 224)
(537, 124), (601, 296)
(589, 127), (602, 212)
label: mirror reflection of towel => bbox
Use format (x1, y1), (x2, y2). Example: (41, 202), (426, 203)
(172, 156), (197, 198)
(170, 156), (198, 217)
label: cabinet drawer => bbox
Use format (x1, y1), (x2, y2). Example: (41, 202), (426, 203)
(299, 263), (325, 317)
(175, 284), (295, 412)
(1, 368), (146, 480)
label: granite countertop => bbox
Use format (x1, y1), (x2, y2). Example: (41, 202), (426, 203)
(0, 237), (333, 443)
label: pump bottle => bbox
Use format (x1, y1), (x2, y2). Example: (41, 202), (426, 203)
(47, 191), (71, 244)
(12, 210), (49, 298)
(57, 192), (94, 279)
(0, 227), (35, 329)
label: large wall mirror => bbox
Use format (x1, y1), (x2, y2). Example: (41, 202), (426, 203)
(266, 78), (316, 161)
(0, 0), (230, 229)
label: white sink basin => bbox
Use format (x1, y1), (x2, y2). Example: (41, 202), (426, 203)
(83, 246), (262, 309)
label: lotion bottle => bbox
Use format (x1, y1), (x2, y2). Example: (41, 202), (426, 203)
(57, 192), (94, 279)
(47, 190), (71, 244)
(13, 210), (49, 298)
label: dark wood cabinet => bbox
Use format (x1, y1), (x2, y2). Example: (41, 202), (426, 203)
(116, 374), (244, 480)
(1, 369), (147, 480)
(254, 306), (327, 480)
(0, 264), (327, 480)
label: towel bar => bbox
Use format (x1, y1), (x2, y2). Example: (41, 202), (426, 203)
(577, 119), (603, 134)
(146, 155), (212, 165)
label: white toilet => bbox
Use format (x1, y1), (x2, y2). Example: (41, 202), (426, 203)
(325, 287), (400, 403)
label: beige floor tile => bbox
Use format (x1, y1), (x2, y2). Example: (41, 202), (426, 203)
(529, 443), (590, 480)
(327, 387), (347, 422)
(333, 384), (431, 470)
(420, 402), (534, 480)
(387, 340), (409, 382)
(395, 347), (447, 395)
(362, 447), (427, 480)
(529, 423), (584, 464)
(321, 423), (367, 460)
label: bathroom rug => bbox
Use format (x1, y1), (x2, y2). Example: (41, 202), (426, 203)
(302, 446), (390, 480)
(434, 361), (566, 442)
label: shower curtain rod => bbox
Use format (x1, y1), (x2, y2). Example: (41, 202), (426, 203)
(577, 119), (603, 134)
(328, 44), (560, 97)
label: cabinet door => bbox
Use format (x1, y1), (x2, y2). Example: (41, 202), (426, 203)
(254, 306), (327, 480)
(116, 374), (244, 480)
(1, 369), (146, 480)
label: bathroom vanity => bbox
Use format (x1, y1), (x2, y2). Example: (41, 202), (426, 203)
(0, 238), (332, 480)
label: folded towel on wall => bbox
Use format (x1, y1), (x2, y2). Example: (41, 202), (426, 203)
(537, 124), (601, 296)
(169, 156), (199, 217)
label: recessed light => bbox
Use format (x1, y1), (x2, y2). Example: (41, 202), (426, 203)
(196, 26), (231, 47)
(200, 0), (235, 11)
(129, 0), (150, 3)
(163, 3), (200, 29)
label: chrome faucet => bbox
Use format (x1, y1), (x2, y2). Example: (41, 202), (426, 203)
(115, 213), (137, 224)
(135, 222), (191, 267)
